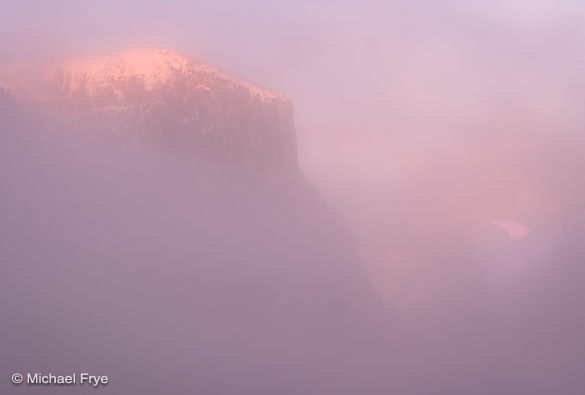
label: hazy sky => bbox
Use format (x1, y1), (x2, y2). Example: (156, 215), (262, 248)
(3, 0), (585, 302)
(3, 1), (584, 127)
(2, 4), (585, 393)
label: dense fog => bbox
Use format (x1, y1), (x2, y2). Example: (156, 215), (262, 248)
(1, 1), (585, 394)
(0, 102), (391, 394)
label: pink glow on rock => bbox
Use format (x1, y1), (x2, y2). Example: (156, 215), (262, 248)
(50, 47), (289, 103)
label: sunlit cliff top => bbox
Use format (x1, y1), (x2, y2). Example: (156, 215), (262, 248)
(49, 47), (290, 104)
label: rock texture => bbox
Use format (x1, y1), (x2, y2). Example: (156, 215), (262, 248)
(10, 48), (298, 168)
(0, 49), (390, 395)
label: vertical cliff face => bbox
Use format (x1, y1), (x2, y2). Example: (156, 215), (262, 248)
(0, 49), (389, 395)
(12, 48), (298, 168)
